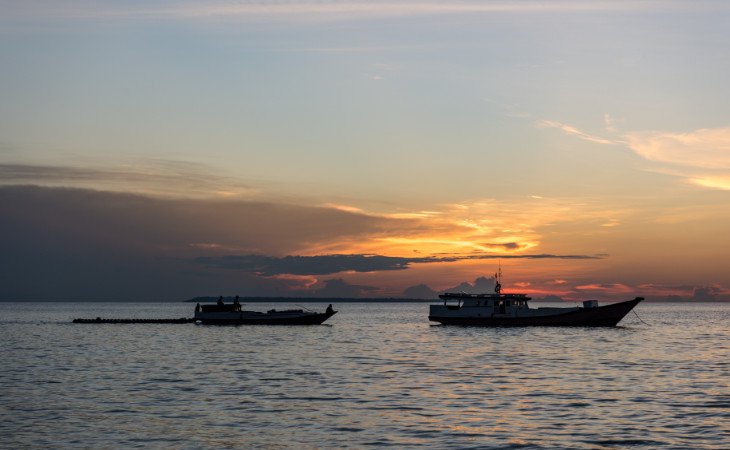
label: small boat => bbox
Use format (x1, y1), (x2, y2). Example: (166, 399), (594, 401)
(193, 299), (336, 325)
(429, 270), (642, 327)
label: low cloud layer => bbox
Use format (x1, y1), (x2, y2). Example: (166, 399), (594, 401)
(0, 185), (600, 300)
(191, 253), (601, 277)
(0, 185), (392, 300)
(193, 254), (415, 275)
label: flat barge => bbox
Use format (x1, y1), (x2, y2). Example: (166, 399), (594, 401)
(73, 297), (337, 325)
(73, 318), (194, 324)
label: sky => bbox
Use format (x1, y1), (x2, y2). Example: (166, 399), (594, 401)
(2, 0), (730, 301)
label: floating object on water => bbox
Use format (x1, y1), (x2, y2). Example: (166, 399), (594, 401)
(72, 317), (194, 324)
(73, 301), (337, 325)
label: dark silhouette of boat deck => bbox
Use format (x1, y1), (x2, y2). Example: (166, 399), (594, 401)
(73, 317), (195, 324)
(73, 299), (336, 325)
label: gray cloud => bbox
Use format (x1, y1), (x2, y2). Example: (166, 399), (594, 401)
(1, 164), (113, 182)
(0, 185), (392, 300)
(0, 184), (389, 254)
(191, 254), (601, 276)
(481, 242), (522, 250)
(190, 252), (601, 276)
(192, 254), (414, 275)
(402, 283), (438, 299)
(402, 276), (500, 299)
(0, 163), (254, 199)
(314, 278), (379, 298)
(0, 185), (603, 301)
(692, 286), (723, 302)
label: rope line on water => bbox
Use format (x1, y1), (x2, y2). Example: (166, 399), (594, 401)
(632, 309), (650, 326)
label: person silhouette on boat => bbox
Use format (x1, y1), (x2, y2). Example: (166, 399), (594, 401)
(233, 295), (241, 312)
(326, 304), (334, 314)
(195, 303), (201, 313)
(217, 296), (224, 306)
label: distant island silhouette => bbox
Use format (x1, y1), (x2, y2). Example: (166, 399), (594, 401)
(183, 296), (574, 303)
(185, 296), (434, 303)
(182, 295), (728, 303)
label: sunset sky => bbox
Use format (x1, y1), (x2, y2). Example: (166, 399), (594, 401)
(2, 1), (730, 301)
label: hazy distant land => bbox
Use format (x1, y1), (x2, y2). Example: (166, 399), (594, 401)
(185, 296), (433, 303)
(184, 296), (720, 303)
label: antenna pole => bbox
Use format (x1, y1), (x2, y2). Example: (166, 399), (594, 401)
(495, 261), (502, 294)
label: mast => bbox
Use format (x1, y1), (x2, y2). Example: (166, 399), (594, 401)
(495, 262), (502, 293)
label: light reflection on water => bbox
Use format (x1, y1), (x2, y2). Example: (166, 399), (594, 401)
(1, 302), (729, 449)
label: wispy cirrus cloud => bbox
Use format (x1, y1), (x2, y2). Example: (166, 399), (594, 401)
(4, 1), (718, 24)
(575, 283), (633, 293)
(537, 120), (618, 145)
(165, 0), (693, 21)
(622, 126), (730, 190)
(0, 162), (256, 199)
(689, 176), (730, 190)
(538, 116), (730, 190)
(624, 126), (730, 169)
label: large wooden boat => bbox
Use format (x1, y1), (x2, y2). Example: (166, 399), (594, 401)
(429, 271), (642, 327)
(429, 293), (642, 327)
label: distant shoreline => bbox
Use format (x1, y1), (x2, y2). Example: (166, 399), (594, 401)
(184, 296), (434, 303)
(1, 297), (726, 303)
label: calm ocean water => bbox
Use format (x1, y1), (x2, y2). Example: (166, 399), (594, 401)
(1, 302), (729, 449)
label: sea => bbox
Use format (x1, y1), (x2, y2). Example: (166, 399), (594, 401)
(1, 301), (729, 449)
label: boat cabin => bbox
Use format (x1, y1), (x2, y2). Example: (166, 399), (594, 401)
(200, 304), (238, 313)
(439, 293), (531, 315)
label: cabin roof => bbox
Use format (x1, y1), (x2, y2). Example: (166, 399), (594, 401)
(439, 292), (531, 300)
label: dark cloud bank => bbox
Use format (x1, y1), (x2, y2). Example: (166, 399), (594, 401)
(1, 185), (602, 301)
(191, 253), (598, 276)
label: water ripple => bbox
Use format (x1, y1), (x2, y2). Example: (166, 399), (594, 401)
(2, 302), (730, 448)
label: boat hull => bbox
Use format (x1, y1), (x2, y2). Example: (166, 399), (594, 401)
(429, 298), (642, 327)
(194, 310), (336, 325)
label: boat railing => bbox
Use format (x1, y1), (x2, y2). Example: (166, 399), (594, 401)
(439, 292), (530, 300)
